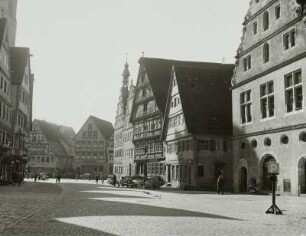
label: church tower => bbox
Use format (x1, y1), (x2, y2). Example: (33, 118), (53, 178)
(0, 0), (17, 46)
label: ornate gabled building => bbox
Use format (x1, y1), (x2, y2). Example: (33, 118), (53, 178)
(74, 116), (114, 176)
(130, 58), (174, 177)
(231, 0), (306, 195)
(162, 62), (234, 190)
(27, 120), (75, 177)
(113, 63), (130, 176)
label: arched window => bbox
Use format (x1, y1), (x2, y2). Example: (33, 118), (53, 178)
(263, 43), (269, 63)
(263, 11), (269, 31)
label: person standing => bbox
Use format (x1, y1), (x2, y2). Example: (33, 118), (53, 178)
(34, 173), (37, 182)
(95, 175), (99, 184)
(217, 174), (224, 195)
(113, 174), (117, 187)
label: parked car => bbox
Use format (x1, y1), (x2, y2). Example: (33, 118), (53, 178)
(131, 176), (145, 187)
(144, 176), (165, 190)
(79, 173), (91, 180)
(120, 176), (134, 187)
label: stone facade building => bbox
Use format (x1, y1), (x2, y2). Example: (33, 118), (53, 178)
(74, 116), (114, 176)
(231, 0), (306, 195)
(162, 63), (234, 190)
(27, 120), (75, 177)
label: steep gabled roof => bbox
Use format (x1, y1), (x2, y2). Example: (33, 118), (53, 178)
(90, 115), (114, 139)
(138, 57), (233, 114)
(10, 47), (30, 84)
(172, 63), (234, 135)
(35, 119), (75, 157)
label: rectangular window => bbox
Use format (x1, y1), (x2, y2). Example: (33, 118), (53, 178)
(198, 165), (204, 177)
(253, 21), (257, 35)
(283, 29), (296, 50)
(243, 55), (251, 71)
(275, 4), (280, 19)
(285, 70), (303, 112)
(240, 90), (252, 124)
(260, 81), (274, 119)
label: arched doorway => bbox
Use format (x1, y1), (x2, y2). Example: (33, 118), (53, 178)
(298, 157), (306, 194)
(261, 155), (276, 192)
(239, 166), (248, 192)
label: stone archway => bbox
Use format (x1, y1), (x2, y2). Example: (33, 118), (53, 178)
(261, 155), (276, 192)
(239, 166), (248, 193)
(298, 157), (306, 194)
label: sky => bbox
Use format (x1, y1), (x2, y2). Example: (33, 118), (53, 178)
(16, 0), (249, 132)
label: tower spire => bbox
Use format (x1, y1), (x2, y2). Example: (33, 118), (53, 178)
(122, 56), (130, 88)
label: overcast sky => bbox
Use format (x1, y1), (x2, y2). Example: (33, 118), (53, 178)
(16, 0), (249, 132)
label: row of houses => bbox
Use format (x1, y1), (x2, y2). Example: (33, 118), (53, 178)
(26, 117), (114, 178)
(0, 0), (34, 185)
(112, 0), (306, 195)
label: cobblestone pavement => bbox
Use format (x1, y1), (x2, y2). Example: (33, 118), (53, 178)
(1, 179), (306, 236)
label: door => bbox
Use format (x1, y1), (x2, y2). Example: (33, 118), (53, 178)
(239, 167), (247, 192)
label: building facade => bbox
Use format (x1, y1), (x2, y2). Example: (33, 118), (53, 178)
(130, 58), (175, 177)
(27, 120), (75, 177)
(0, 4), (34, 185)
(113, 63), (136, 178)
(231, 0), (306, 195)
(163, 63), (234, 190)
(113, 63), (130, 177)
(74, 116), (114, 176)
(0, 0), (17, 46)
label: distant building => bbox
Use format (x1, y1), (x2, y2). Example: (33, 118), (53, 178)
(162, 63), (234, 190)
(113, 63), (135, 178)
(113, 63), (136, 178)
(74, 116), (114, 176)
(27, 120), (75, 177)
(231, 0), (306, 195)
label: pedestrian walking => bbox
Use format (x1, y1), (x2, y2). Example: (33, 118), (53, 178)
(75, 173), (79, 182)
(217, 174), (224, 195)
(100, 174), (104, 184)
(113, 174), (117, 187)
(95, 175), (99, 184)
(34, 173), (37, 182)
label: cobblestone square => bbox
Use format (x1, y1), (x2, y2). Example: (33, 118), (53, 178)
(0, 180), (305, 236)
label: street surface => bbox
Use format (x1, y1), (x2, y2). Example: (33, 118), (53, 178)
(0, 179), (306, 236)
